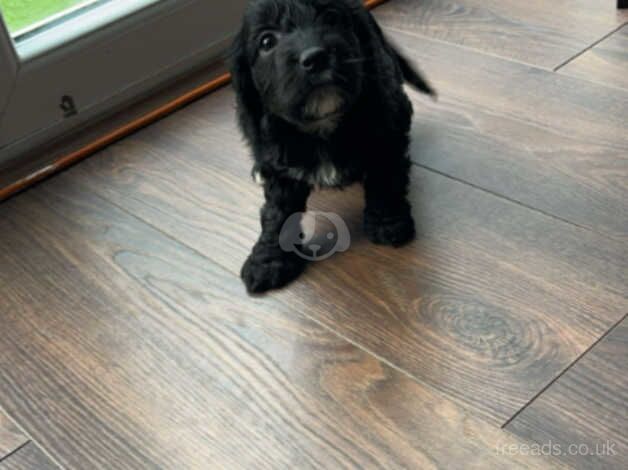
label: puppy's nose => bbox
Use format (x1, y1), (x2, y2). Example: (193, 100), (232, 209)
(300, 47), (329, 73)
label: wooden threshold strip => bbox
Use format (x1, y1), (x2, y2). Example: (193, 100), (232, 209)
(0, 0), (388, 202)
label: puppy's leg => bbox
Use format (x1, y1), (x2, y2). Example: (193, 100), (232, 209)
(363, 155), (415, 247)
(241, 176), (311, 293)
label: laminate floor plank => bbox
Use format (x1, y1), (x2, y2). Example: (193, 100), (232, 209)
(379, 29), (628, 241)
(559, 25), (628, 91)
(0, 182), (561, 469)
(0, 410), (27, 461)
(374, 0), (628, 69)
(69, 86), (627, 427)
(0, 443), (59, 470)
(507, 317), (628, 469)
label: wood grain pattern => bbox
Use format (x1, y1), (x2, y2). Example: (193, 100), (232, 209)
(0, 443), (59, 470)
(0, 182), (563, 469)
(560, 25), (628, 90)
(68, 86), (628, 427)
(374, 0), (628, 69)
(507, 316), (628, 469)
(0, 410), (27, 461)
(377, 28), (628, 241)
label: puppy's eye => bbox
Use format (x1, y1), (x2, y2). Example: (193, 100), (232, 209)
(259, 33), (278, 52)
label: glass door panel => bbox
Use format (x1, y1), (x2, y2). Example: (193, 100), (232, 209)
(0, 0), (101, 36)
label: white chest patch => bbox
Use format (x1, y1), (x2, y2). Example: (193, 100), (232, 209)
(252, 161), (342, 188)
(303, 161), (341, 187)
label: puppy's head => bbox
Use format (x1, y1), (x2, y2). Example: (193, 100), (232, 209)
(231, 0), (370, 135)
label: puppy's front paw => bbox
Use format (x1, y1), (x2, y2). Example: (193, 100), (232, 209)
(241, 247), (307, 294)
(364, 212), (415, 247)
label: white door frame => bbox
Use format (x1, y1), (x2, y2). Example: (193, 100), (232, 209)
(0, 14), (18, 123)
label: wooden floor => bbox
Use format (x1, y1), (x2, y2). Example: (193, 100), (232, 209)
(1, 1), (626, 468)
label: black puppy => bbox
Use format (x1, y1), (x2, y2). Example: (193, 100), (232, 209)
(231, 0), (435, 293)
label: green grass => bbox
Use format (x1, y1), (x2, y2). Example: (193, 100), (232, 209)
(0, 0), (86, 33)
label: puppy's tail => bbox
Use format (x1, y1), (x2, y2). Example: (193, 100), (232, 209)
(394, 49), (437, 100)
(362, 7), (437, 99)
(365, 11), (436, 99)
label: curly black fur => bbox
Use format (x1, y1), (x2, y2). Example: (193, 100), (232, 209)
(231, 0), (435, 293)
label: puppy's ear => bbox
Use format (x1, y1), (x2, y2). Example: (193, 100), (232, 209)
(229, 27), (264, 137)
(355, 6), (436, 98)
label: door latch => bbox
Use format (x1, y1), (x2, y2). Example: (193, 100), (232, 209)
(60, 95), (77, 118)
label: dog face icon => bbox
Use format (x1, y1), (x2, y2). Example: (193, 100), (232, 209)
(279, 212), (350, 261)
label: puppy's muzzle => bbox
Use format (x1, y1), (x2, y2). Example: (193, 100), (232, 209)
(304, 86), (345, 119)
